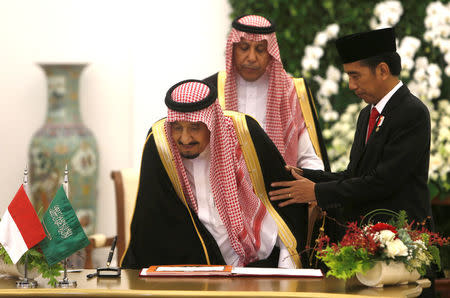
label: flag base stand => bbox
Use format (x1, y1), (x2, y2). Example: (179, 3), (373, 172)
(56, 278), (77, 288)
(56, 259), (77, 288)
(16, 253), (38, 288)
(16, 278), (38, 288)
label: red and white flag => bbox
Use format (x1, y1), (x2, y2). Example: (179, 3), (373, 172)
(0, 185), (46, 263)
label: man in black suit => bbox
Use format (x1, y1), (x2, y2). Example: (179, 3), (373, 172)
(269, 28), (433, 227)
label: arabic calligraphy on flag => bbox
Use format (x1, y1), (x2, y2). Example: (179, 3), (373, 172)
(40, 186), (90, 266)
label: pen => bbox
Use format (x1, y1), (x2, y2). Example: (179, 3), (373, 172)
(106, 236), (118, 267)
(86, 272), (97, 279)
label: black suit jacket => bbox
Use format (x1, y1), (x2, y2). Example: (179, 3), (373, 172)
(303, 85), (433, 225)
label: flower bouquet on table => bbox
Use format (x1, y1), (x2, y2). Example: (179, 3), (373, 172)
(316, 209), (449, 287)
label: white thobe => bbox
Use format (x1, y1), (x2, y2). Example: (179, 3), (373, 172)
(182, 145), (295, 268)
(236, 74), (324, 170)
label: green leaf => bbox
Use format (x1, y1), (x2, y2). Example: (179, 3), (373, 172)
(317, 246), (375, 279)
(289, 5), (298, 16)
(4, 247), (64, 287)
(429, 246), (442, 271)
(428, 182), (439, 200)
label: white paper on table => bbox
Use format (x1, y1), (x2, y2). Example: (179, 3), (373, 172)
(155, 266), (226, 272)
(231, 267), (323, 277)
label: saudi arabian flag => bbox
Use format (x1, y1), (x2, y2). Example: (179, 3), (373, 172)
(40, 186), (90, 266)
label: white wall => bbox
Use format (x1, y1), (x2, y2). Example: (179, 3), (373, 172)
(0, 0), (231, 266)
(132, 1), (231, 165)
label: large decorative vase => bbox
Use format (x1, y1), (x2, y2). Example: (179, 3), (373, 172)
(356, 261), (420, 287)
(29, 63), (98, 238)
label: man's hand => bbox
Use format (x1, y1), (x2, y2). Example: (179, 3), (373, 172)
(285, 165), (303, 176)
(269, 169), (316, 207)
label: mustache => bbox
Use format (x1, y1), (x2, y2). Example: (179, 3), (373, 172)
(242, 65), (259, 70)
(178, 141), (199, 146)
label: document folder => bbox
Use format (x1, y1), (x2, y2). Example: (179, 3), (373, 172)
(140, 265), (323, 278)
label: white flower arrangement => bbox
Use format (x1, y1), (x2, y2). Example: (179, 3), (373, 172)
(301, 0), (450, 192)
(316, 210), (448, 279)
(301, 24), (339, 75)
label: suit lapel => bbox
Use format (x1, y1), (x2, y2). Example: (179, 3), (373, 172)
(352, 85), (408, 171)
(366, 85), (407, 144)
(351, 105), (370, 171)
(379, 85), (408, 117)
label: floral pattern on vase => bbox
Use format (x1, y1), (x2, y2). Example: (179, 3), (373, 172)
(29, 64), (98, 240)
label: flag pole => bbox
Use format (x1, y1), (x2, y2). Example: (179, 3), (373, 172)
(23, 164), (29, 195)
(16, 165), (38, 288)
(63, 164), (69, 197)
(57, 164), (77, 288)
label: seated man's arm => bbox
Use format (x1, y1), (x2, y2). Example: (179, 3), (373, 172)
(297, 128), (324, 170)
(121, 128), (223, 268)
(245, 115), (309, 267)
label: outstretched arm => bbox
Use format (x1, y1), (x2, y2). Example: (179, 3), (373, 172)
(269, 169), (316, 207)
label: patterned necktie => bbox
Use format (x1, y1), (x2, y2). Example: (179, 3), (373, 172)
(366, 107), (380, 143)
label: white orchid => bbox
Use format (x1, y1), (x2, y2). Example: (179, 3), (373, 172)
(416, 56), (429, 69)
(426, 1), (445, 16)
(323, 110), (339, 122)
(305, 45), (324, 59)
(326, 65), (341, 81)
(326, 24), (340, 38)
(424, 1), (450, 57)
(445, 53), (450, 63)
(371, 0), (403, 29)
(314, 32), (328, 47)
(427, 64), (442, 77)
(346, 103), (359, 114)
(320, 80), (339, 97)
(301, 57), (319, 71)
(401, 58), (414, 71)
(424, 31), (434, 42)
(427, 88), (441, 99)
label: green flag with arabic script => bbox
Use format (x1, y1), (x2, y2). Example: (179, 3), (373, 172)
(40, 186), (90, 265)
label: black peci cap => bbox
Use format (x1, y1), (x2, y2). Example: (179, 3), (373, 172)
(335, 27), (397, 64)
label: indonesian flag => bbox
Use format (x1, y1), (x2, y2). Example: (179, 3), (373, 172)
(0, 185), (46, 263)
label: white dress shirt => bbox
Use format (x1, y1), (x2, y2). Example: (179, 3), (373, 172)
(373, 81), (403, 114)
(182, 145), (295, 268)
(236, 74), (324, 170)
